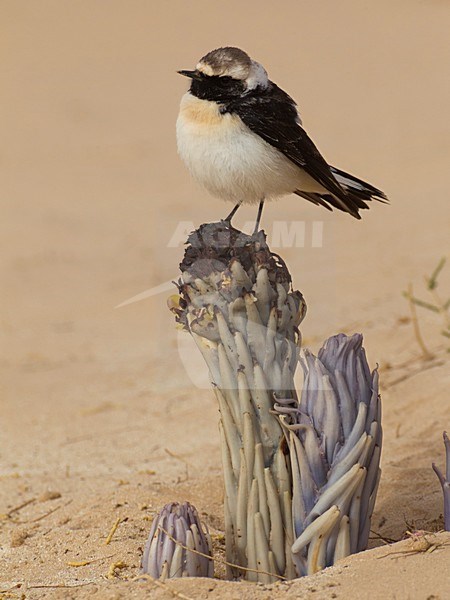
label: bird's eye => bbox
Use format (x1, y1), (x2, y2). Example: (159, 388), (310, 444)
(215, 76), (233, 87)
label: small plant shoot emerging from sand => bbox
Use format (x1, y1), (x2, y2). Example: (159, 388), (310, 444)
(432, 432), (450, 531)
(142, 502), (213, 579)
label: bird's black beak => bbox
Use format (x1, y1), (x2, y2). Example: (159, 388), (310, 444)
(177, 69), (201, 80)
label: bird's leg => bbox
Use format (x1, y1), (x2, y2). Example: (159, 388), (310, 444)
(223, 201), (243, 224)
(253, 199), (265, 234)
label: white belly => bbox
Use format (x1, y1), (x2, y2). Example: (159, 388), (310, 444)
(176, 93), (323, 204)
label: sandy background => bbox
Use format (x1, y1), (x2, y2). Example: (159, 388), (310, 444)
(1, 1), (450, 598)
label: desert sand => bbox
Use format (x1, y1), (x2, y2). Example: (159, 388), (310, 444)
(1, 1), (449, 598)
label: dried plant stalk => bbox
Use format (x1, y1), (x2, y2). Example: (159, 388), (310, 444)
(170, 222), (382, 581)
(172, 222), (304, 581)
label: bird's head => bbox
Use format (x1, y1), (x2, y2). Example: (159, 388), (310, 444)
(178, 47), (268, 101)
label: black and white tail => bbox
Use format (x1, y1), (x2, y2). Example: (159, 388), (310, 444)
(295, 166), (388, 220)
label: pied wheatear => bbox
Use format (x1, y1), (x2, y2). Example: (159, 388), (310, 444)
(176, 47), (387, 229)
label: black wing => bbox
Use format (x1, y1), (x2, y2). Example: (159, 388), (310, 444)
(225, 82), (385, 218)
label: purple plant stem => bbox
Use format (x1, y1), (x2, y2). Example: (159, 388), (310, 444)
(432, 431), (450, 531)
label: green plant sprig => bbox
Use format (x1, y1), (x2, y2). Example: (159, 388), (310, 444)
(403, 257), (450, 355)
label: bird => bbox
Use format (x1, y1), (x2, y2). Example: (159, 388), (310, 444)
(176, 46), (387, 230)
